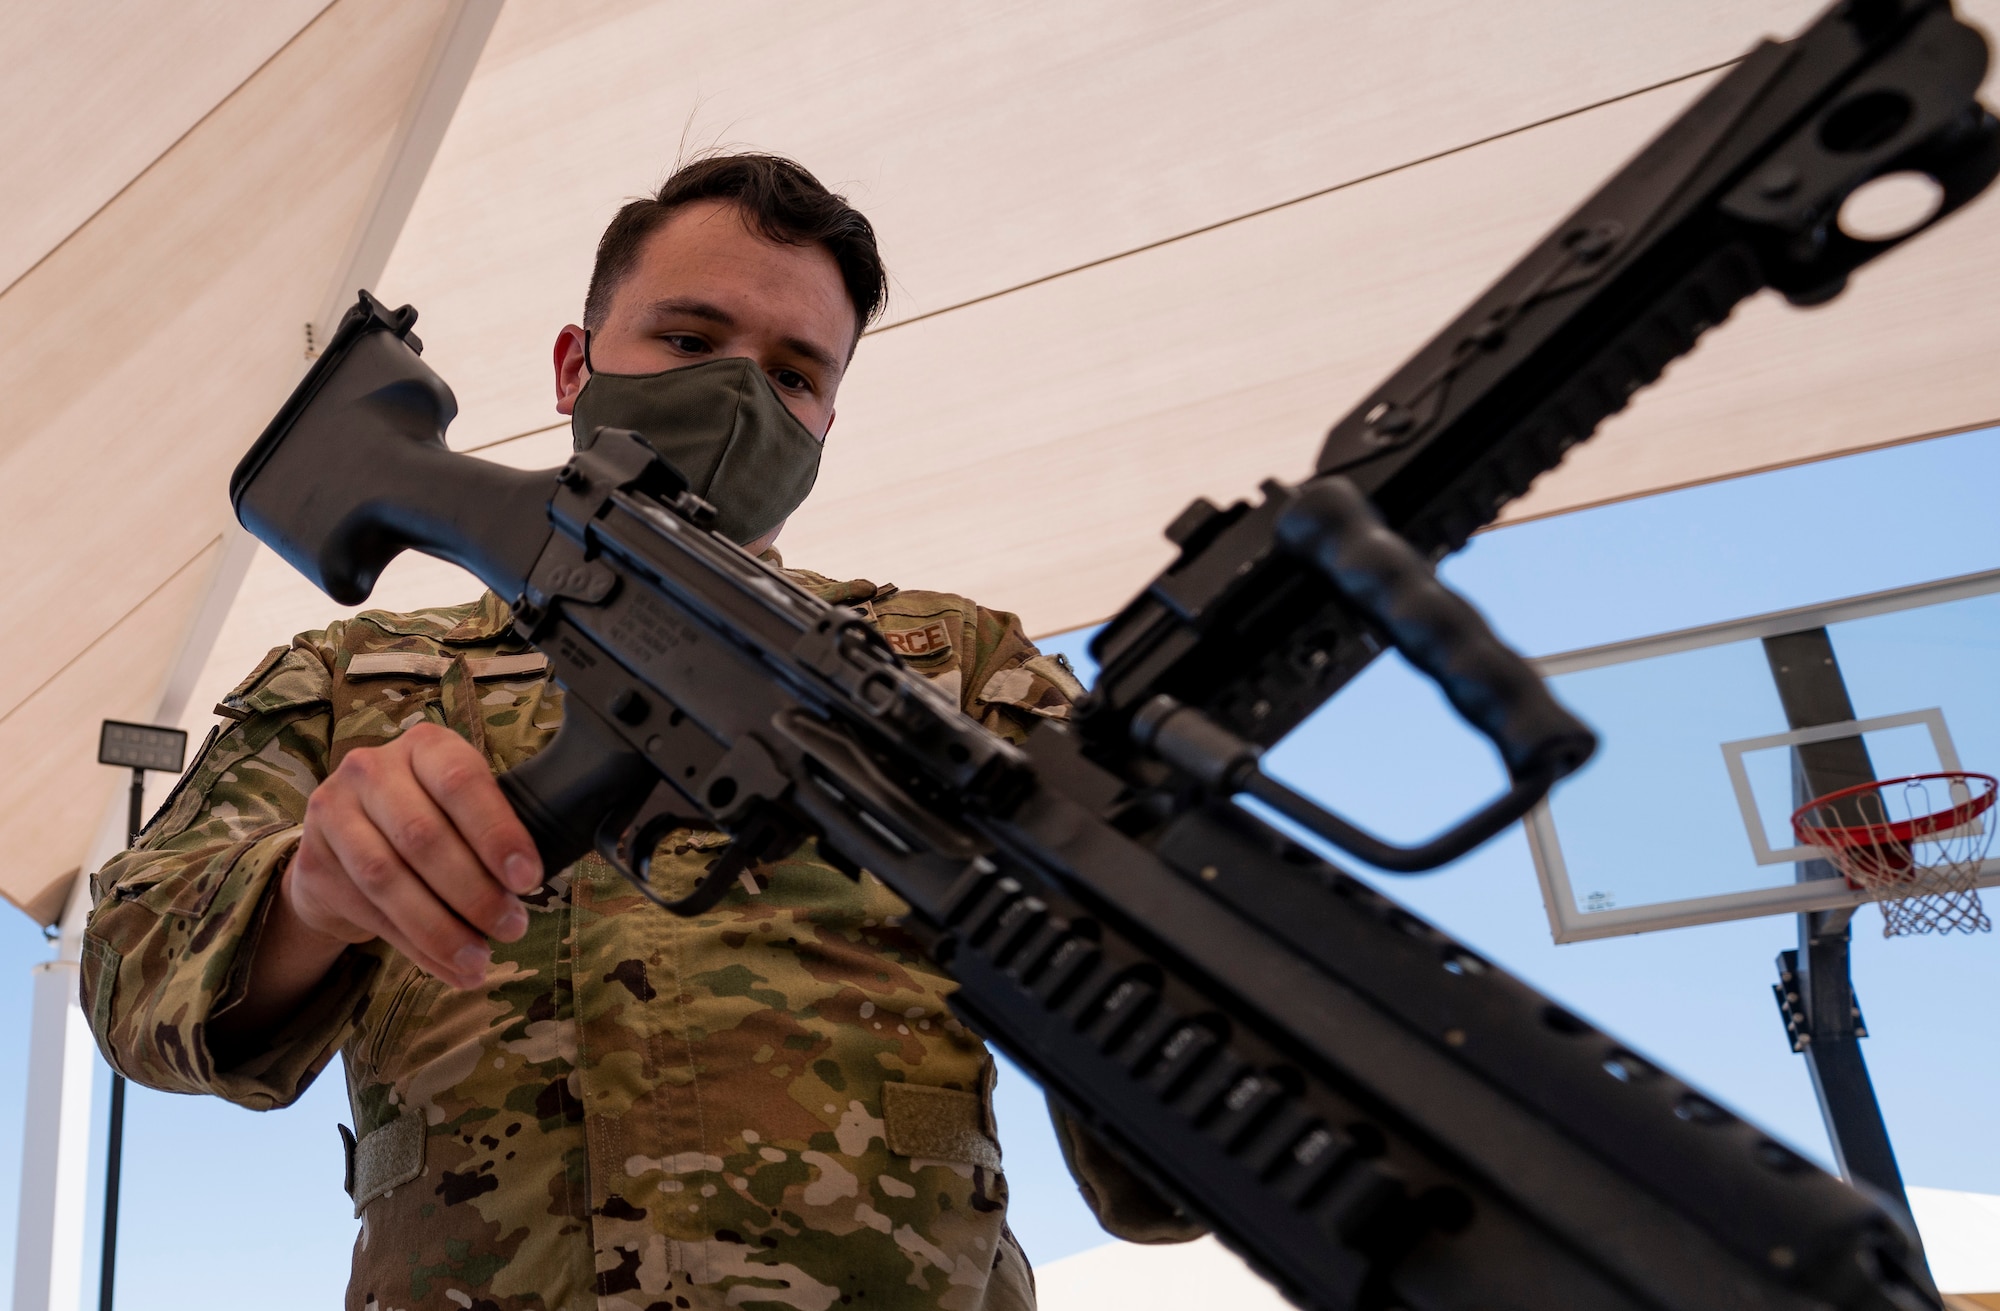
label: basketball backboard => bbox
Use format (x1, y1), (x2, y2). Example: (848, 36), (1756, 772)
(1526, 567), (2000, 942)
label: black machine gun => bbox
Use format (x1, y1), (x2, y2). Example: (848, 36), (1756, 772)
(231, 2), (1999, 1308)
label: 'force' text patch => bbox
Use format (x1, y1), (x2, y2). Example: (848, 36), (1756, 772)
(884, 620), (953, 660)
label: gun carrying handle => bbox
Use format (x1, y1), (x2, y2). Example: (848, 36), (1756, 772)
(1134, 694), (1557, 873)
(495, 697), (657, 878)
(1276, 476), (1595, 783)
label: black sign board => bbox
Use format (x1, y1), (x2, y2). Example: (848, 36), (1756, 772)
(97, 721), (188, 774)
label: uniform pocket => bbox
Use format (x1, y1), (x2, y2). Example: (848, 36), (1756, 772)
(134, 725), (240, 850)
(359, 964), (442, 1078)
(217, 646), (333, 721)
(127, 823), (292, 921)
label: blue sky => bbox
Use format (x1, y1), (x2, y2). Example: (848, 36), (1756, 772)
(0, 425), (1995, 1306)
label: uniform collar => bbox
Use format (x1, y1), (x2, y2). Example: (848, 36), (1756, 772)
(358, 591), (517, 645)
(761, 547), (883, 608)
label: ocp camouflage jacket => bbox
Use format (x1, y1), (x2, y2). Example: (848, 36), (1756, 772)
(82, 565), (1152, 1311)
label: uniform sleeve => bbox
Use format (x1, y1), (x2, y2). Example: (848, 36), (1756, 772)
(1047, 1099), (1208, 1243)
(959, 606), (1088, 742)
(80, 641), (383, 1111)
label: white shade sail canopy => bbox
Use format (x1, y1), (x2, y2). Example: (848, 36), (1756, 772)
(5, 0), (1999, 920)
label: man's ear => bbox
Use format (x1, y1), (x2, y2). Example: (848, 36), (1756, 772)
(553, 324), (589, 416)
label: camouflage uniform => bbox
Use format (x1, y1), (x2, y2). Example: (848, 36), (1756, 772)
(83, 561), (1140, 1311)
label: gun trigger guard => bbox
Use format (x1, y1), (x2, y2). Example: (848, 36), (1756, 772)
(589, 783), (680, 897)
(594, 762), (812, 918)
(592, 781), (743, 917)
(648, 806), (802, 919)
(658, 845), (757, 918)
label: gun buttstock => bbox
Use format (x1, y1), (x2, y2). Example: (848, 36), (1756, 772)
(231, 292), (556, 604)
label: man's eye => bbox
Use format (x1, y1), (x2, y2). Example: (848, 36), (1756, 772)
(772, 368), (812, 393)
(663, 334), (709, 353)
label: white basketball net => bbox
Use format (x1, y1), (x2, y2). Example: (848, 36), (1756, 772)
(1793, 773), (1996, 938)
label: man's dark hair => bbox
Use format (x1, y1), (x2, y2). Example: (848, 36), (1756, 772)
(583, 153), (887, 338)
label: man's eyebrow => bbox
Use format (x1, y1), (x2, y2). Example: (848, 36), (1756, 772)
(643, 297), (842, 373)
(642, 297), (736, 325)
(781, 335), (841, 374)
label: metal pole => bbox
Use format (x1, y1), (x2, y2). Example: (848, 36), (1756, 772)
(95, 1080), (122, 1311)
(1761, 630), (1914, 1216)
(96, 770), (143, 1311)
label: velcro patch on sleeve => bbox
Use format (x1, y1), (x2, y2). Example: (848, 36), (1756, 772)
(974, 654), (1080, 720)
(976, 668), (1035, 706)
(882, 1082), (1001, 1170)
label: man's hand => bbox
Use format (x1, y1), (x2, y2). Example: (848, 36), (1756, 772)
(291, 721), (542, 988)
(214, 723), (542, 1051)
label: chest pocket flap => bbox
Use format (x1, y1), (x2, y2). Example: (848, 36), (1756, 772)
(139, 645), (334, 848)
(216, 645), (331, 722)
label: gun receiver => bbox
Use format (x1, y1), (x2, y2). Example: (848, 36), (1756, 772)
(230, 2), (1997, 1308)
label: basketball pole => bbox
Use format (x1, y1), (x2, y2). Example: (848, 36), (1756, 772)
(90, 724), (190, 1311)
(1760, 630), (1915, 1220)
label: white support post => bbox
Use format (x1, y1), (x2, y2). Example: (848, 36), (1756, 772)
(7, 4), (504, 1309)
(12, 875), (104, 1311)
(311, 0), (505, 343)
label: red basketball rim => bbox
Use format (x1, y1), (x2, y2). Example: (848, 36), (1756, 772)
(1791, 771), (2000, 849)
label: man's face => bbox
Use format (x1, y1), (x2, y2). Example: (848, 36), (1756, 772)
(555, 197), (857, 442)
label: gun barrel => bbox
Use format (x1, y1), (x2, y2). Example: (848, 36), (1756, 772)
(1086, 0), (2000, 759)
(940, 783), (1934, 1311)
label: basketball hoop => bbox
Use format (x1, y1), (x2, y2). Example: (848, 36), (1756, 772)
(1791, 772), (1997, 937)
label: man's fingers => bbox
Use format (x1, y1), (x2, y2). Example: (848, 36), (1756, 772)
(406, 724), (543, 895)
(289, 825), (382, 945)
(378, 925), (485, 994)
(350, 743), (529, 944)
(295, 824), (480, 987)
(319, 791), (493, 988)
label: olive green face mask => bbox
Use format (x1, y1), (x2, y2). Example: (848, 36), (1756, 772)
(570, 347), (823, 546)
